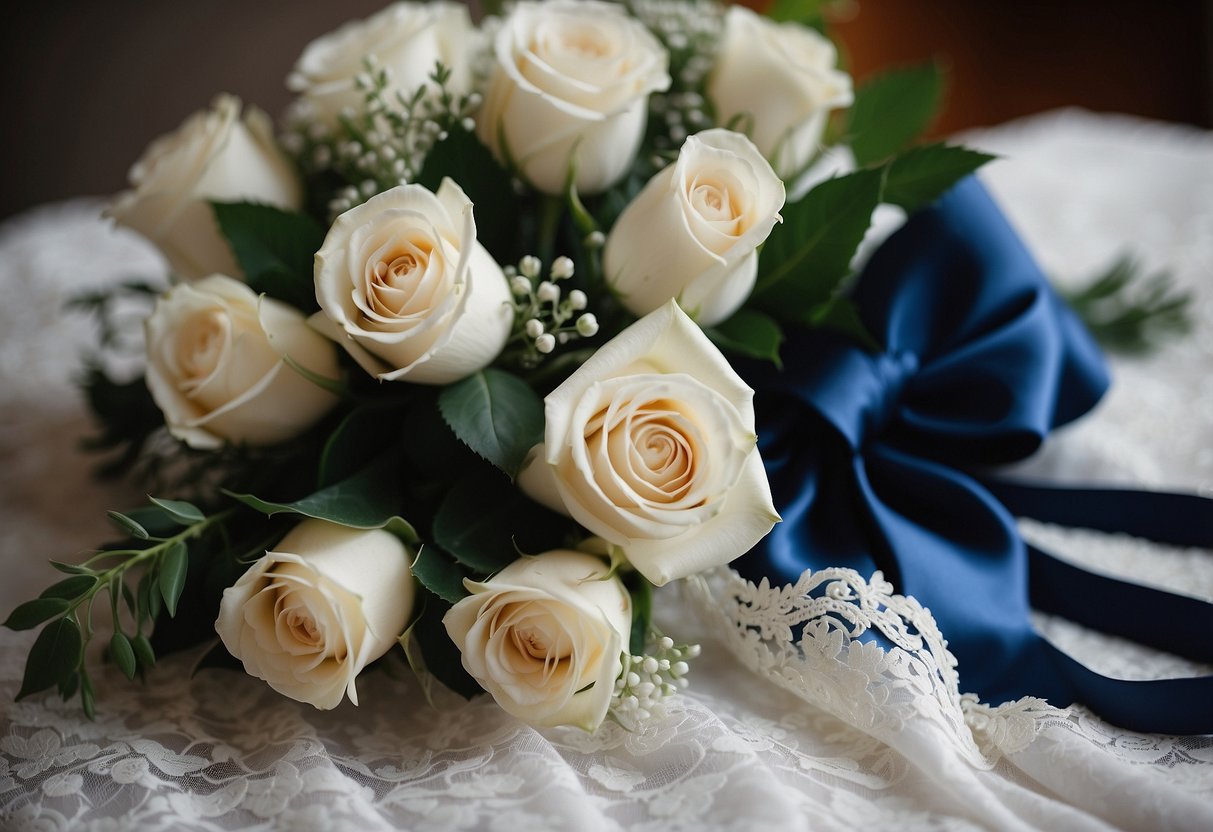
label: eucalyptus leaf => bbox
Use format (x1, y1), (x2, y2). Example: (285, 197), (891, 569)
(80, 671), (96, 720)
(4, 598), (69, 631)
(132, 633), (156, 669)
(107, 510), (150, 541)
(411, 547), (471, 605)
(39, 575), (99, 601)
(846, 62), (943, 166)
(17, 617), (82, 700)
(159, 541), (188, 618)
(883, 143), (996, 212)
(751, 168), (885, 321)
(706, 308), (785, 366)
(438, 369), (544, 479)
(210, 202), (326, 312)
(147, 497), (206, 525)
(109, 632), (137, 680)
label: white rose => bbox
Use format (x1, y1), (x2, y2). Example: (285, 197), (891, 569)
(216, 519), (415, 710)
(312, 178), (512, 385)
(476, 0), (671, 195)
(707, 6), (853, 179)
(288, 2), (478, 129)
(603, 129), (785, 327)
(518, 302), (780, 586)
(442, 550), (630, 730)
(145, 275), (340, 450)
(108, 94), (303, 281)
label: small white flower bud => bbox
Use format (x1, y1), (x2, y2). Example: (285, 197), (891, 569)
(642, 656), (659, 675)
(520, 256), (542, 279)
(568, 289), (587, 310)
(585, 231), (605, 248)
(672, 661), (689, 676)
(525, 318), (545, 338)
(510, 276), (531, 296)
(535, 333), (556, 354)
(536, 281), (560, 303)
(551, 256), (575, 280)
(659, 636), (674, 650)
(575, 314), (599, 337)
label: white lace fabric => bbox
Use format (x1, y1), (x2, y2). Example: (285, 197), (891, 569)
(1, 110), (1211, 831)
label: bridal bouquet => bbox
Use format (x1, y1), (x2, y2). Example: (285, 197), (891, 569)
(6, 0), (995, 732)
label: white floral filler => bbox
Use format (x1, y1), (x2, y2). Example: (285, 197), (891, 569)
(14, 0), (1015, 743)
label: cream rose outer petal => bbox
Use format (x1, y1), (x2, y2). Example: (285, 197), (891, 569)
(144, 275), (340, 450)
(604, 129), (785, 327)
(518, 302), (781, 586)
(312, 178), (512, 384)
(442, 551), (630, 730)
(476, 0), (671, 195)
(216, 520), (415, 710)
(107, 94), (303, 281)
(708, 6), (853, 179)
(288, 2), (477, 128)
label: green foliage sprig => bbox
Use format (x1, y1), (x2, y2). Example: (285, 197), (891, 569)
(1062, 256), (1194, 353)
(4, 499), (235, 717)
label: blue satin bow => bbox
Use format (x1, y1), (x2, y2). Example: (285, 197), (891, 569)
(736, 177), (1213, 734)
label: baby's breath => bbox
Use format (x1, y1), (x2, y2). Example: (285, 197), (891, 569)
(505, 255), (598, 368)
(611, 634), (701, 729)
(282, 59), (481, 219)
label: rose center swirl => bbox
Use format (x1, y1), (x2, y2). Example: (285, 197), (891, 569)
(176, 309), (229, 391)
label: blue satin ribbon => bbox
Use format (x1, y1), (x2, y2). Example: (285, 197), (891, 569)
(735, 177), (1213, 734)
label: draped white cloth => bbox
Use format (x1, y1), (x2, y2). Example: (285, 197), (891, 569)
(0, 109), (1210, 831)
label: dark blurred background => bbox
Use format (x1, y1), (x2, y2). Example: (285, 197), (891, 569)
(1, 0), (1210, 221)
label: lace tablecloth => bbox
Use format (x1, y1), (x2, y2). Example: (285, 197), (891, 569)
(1, 109), (1210, 831)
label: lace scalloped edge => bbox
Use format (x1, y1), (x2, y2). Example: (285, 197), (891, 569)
(686, 567), (1068, 767)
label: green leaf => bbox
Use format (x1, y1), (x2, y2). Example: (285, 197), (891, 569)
(767, 0), (827, 25)
(50, 561), (93, 575)
(147, 497), (205, 525)
(4, 598), (69, 631)
(132, 633), (156, 669)
(407, 589), (483, 699)
(17, 617), (82, 700)
(39, 575), (99, 601)
(883, 143), (996, 212)
(751, 168), (885, 321)
(706, 308), (785, 366)
(120, 505), (185, 539)
(810, 296), (881, 352)
(416, 128), (520, 264)
(627, 574), (653, 656)
(159, 541), (188, 618)
(1061, 255), (1194, 354)
(226, 456), (416, 537)
(411, 547), (471, 605)
(317, 405), (405, 489)
(109, 632), (137, 680)
(210, 202), (326, 312)
(438, 369), (544, 479)
(847, 62), (943, 166)
(80, 671), (96, 720)
(433, 471), (572, 574)
(58, 672), (79, 701)
(107, 510), (149, 540)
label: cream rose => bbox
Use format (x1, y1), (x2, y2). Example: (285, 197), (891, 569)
(312, 178), (512, 384)
(216, 519), (415, 710)
(145, 275), (340, 450)
(476, 0), (671, 195)
(442, 550), (630, 730)
(707, 6), (853, 179)
(603, 129), (785, 327)
(288, 2), (477, 129)
(518, 302), (779, 586)
(108, 94), (302, 281)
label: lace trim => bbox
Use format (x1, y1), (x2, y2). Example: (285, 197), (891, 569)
(686, 567), (1064, 767)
